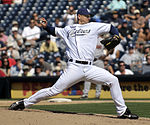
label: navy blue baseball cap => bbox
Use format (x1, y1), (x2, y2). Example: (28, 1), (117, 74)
(77, 8), (90, 15)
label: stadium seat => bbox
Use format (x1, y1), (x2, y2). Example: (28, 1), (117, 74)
(12, 10), (18, 16)
(42, 14), (47, 18)
(2, 23), (7, 28)
(91, 8), (97, 15)
(51, 1), (56, 6)
(37, 6), (43, 11)
(5, 19), (11, 24)
(72, 1), (78, 6)
(96, 0), (102, 5)
(8, 15), (14, 20)
(57, 9), (63, 15)
(39, 2), (45, 7)
(2, 6), (7, 12)
(16, 18), (22, 24)
(0, 11), (5, 17)
(47, 6), (53, 11)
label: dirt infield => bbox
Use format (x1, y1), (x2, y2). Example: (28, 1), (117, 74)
(0, 100), (150, 125)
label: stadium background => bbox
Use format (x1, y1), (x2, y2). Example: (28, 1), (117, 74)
(0, 1), (150, 125)
(0, 0), (150, 99)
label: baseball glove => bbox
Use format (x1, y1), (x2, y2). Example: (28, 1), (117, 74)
(100, 35), (120, 51)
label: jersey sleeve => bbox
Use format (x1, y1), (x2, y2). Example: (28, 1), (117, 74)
(55, 27), (68, 39)
(96, 23), (111, 35)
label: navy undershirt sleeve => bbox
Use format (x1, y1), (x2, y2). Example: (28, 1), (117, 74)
(43, 25), (56, 36)
(109, 25), (119, 36)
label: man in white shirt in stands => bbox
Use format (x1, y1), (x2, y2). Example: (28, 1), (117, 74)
(115, 61), (134, 75)
(22, 18), (41, 46)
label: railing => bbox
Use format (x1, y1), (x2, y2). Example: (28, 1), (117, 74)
(1, 75), (150, 99)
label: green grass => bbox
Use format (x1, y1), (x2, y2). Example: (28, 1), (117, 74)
(29, 102), (150, 118)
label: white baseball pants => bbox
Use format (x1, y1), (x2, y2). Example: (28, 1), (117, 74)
(24, 62), (127, 116)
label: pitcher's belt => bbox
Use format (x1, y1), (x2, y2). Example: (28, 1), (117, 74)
(69, 59), (92, 65)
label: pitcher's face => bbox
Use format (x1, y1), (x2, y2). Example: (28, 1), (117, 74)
(78, 14), (90, 24)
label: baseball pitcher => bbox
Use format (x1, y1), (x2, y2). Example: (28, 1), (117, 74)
(9, 8), (138, 119)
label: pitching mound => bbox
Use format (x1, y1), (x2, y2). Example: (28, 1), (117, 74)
(0, 100), (150, 125)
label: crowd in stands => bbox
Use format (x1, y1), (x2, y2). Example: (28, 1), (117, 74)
(0, 0), (150, 77)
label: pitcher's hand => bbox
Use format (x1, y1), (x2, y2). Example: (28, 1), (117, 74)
(39, 18), (47, 28)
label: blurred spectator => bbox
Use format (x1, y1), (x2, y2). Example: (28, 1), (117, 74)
(124, 5), (136, 22)
(131, 59), (143, 74)
(137, 28), (146, 43)
(115, 61), (134, 75)
(12, 21), (22, 34)
(0, 69), (6, 77)
(145, 14), (150, 29)
(103, 58), (114, 74)
(142, 44), (150, 64)
(27, 62), (35, 76)
(51, 18), (66, 60)
(107, 42), (125, 61)
(32, 12), (42, 27)
(132, 9), (146, 31)
(33, 63), (47, 76)
(22, 18), (41, 46)
(40, 35), (59, 62)
(120, 44), (142, 72)
(18, 65), (32, 76)
(107, 0), (127, 11)
(37, 54), (52, 76)
(144, 44), (150, 55)
(0, 57), (10, 76)
(51, 53), (67, 72)
(10, 57), (23, 76)
(144, 27), (150, 42)
(130, 42), (144, 74)
(7, 27), (23, 52)
(140, 0), (150, 17)
(134, 42), (144, 58)
(52, 18), (64, 28)
(137, 27), (150, 43)
(138, 42), (145, 54)
(108, 11), (123, 28)
(7, 43), (20, 59)
(1, 0), (13, 4)
(142, 54), (150, 75)
(90, 14), (101, 22)
(0, 51), (16, 67)
(52, 65), (63, 76)
(118, 20), (134, 49)
(63, 5), (77, 26)
(13, 0), (27, 4)
(0, 27), (8, 45)
(55, 38), (67, 61)
(0, 40), (7, 55)
(21, 42), (38, 65)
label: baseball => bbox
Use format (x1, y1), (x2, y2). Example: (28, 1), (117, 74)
(40, 20), (45, 24)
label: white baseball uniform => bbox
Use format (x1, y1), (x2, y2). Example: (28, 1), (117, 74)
(82, 40), (104, 98)
(24, 22), (127, 116)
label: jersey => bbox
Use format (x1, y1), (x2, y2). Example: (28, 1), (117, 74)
(55, 22), (111, 61)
